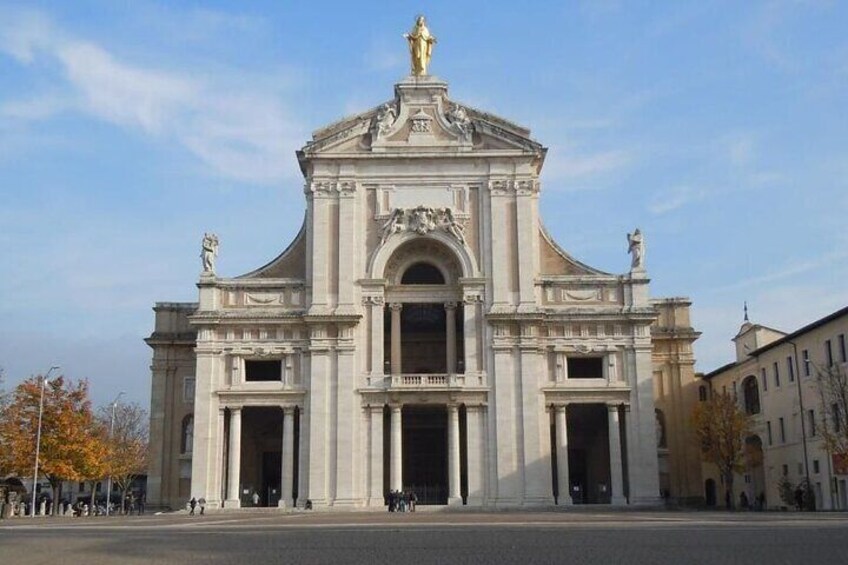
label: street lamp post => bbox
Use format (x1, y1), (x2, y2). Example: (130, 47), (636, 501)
(31, 366), (60, 518)
(105, 392), (125, 517)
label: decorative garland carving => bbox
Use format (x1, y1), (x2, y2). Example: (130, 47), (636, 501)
(380, 206), (466, 245)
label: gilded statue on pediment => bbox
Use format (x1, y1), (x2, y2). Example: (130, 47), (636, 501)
(404, 15), (436, 76)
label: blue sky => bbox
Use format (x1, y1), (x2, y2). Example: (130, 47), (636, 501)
(1, 1), (846, 408)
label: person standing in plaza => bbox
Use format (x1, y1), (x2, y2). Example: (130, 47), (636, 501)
(189, 497), (197, 515)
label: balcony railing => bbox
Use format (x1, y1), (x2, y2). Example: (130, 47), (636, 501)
(363, 373), (487, 389)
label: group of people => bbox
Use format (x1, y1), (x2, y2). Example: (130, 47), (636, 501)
(387, 490), (417, 512)
(188, 497), (207, 515)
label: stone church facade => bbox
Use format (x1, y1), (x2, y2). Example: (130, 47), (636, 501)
(146, 74), (701, 510)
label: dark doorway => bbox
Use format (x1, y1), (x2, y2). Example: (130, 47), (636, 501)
(705, 479), (717, 507)
(403, 405), (448, 504)
(566, 404), (611, 504)
(262, 451), (281, 507)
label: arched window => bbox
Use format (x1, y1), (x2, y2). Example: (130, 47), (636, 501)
(401, 262), (445, 284)
(181, 414), (194, 454)
(698, 385), (707, 402)
(655, 409), (667, 448)
(743, 376), (760, 415)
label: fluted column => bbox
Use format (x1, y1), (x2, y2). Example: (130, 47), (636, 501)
(448, 404), (462, 505)
(390, 303), (403, 376)
(280, 407), (295, 508)
(445, 302), (457, 374)
(226, 407), (242, 507)
(368, 406), (385, 506)
(555, 405), (572, 505)
(608, 404), (626, 505)
(390, 405), (403, 491)
(215, 408), (225, 505)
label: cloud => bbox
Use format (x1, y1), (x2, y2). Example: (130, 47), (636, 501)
(542, 148), (632, 185)
(648, 185), (706, 215)
(711, 249), (848, 293)
(0, 9), (305, 184)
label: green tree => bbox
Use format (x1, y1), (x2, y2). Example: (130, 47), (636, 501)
(692, 390), (753, 510)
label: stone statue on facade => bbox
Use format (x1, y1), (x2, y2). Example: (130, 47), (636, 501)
(446, 103), (472, 137)
(404, 15), (436, 76)
(627, 228), (645, 270)
(374, 103), (397, 137)
(201, 232), (219, 275)
(380, 208), (405, 245)
(440, 207), (466, 244)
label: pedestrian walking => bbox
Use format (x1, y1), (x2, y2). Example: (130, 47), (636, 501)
(409, 491), (417, 512)
(252, 491), (260, 507)
(189, 497), (197, 515)
(199, 497), (206, 515)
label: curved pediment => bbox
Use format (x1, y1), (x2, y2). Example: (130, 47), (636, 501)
(297, 76), (545, 168)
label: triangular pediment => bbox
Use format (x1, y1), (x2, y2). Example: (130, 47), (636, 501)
(298, 76), (544, 163)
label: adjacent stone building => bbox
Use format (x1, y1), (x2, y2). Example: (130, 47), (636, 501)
(700, 306), (848, 509)
(146, 72), (701, 510)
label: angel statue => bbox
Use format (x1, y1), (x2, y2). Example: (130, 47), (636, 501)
(201, 232), (219, 275)
(626, 229), (645, 270)
(375, 103), (397, 136)
(380, 209), (405, 245)
(404, 15), (436, 76)
(440, 208), (466, 245)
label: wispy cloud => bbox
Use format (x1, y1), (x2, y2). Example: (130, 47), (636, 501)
(542, 148), (632, 185)
(648, 185), (706, 215)
(0, 8), (304, 184)
(711, 249), (848, 293)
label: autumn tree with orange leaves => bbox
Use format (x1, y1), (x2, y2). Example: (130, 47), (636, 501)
(97, 402), (148, 513)
(692, 390), (753, 510)
(0, 375), (107, 513)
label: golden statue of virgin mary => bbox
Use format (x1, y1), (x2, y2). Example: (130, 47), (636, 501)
(404, 15), (436, 76)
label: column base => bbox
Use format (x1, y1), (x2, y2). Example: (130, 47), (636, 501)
(523, 496), (556, 506)
(557, 495), (573, 506)
(447, 496), (463, 506)
(277, 499), (295, 509)
(611, 496), (628, 506)
(223, 499), (241, 508)
(466, 496), (485, 507)
(367, 497), (386, 507)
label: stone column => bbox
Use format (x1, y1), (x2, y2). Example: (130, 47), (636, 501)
(390, 303), (403, 375)
(555, 405), (572, 505)
(447, 404), (462, 505)
(465, 405), (484, 505)
(608, 404), (626, 505)
(445, 302), (457, 374)
(370, 299), (385, 379)
(390, 405), (403, 491)
(280, 407), (295, 508)
(368, 406), (385, 506)
(215, 408), (225, 506)
(225, 407), (242, 507)
(462, 297), (480, 375)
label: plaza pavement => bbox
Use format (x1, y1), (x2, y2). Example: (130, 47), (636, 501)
(1, 509), (847, 564)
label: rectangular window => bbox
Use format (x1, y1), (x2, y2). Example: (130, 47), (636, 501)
(840, 334), (847, 363)
(782, 464), (789, 477)
(78, 482), (85, 493)
(814, 459), (821, 474)
(803, 350), (810, 377)
(834, 403), (842, 432)
(779, 417), (786, 443)
(774, 362), (780, 387)
(808, 409), (817, 436)
(826, 339), (834, 367)
(787, 356), (795, 383)
(245, 360), (283, 382)
(767, 421), (773, 446)
(761, 367), (768, 391)
(95, 482), (102, 493)
(182, 377), (196, 403)
(732, 380), (737, 398)
(566, 357), (604, 379)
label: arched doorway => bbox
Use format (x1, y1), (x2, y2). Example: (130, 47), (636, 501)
(745, 435), (765, 508)
(705, 479), (717, 507)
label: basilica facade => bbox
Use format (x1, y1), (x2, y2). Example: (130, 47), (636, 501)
(146, 72), (701, 510)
